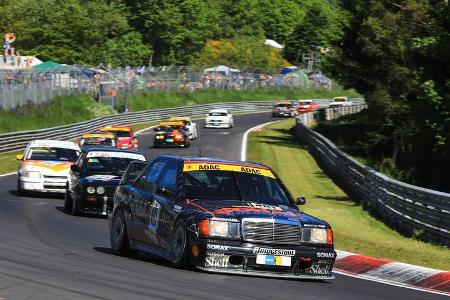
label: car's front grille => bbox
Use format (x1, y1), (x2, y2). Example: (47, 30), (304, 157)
(104, 186), (117, 196)
(242, 218), (301, 245)
(43, 175), (67, 180)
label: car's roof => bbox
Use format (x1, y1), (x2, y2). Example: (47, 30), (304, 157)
(159, 121), (185, 126)
(208, 109), (228, 113)
(100, 125), (132, 132)
(275, 101), (292, 105)
(169, 117), (192, 121)
(29, 139), (80, 150)
(82, 132), (116, 138)
(156, 155), (271, 169)
(83, 147), (144, 154)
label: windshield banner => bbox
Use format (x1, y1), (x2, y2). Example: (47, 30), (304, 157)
(183, 163), (275, 178)
(86, 151), (145, 161)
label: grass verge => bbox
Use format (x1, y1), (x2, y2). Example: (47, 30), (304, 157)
(247, 118), (450, 270)
(0, 151), (21, 175)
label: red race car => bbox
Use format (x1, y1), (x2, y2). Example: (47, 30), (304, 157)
(99, 126), (138, 150)
(295, 100), (318, 115)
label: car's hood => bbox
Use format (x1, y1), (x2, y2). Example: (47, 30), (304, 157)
(80, 174), (121, 186)
(20, 160), (73, 175)
(186, 200), (327, 226)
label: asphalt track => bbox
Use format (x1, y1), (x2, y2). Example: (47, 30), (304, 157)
(0, 112), (445, 300)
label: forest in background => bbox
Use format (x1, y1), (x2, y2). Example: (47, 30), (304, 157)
(0, 0), (341, 67)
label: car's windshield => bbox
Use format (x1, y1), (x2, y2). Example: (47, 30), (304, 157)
(157, 126), (186, 132)
(333, 98), (346, 102)
(107, 130), (131, 138)
(209, 112), (227, 116)
(84, 151), (145, 175)
(298, 101), (312, 105)
(80, 137), (116, 147)
(27, 147), (79, 162)
(275, 103), (290, 107)
(183, 170), (293, 206)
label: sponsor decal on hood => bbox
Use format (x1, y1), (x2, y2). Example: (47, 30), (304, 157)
(85, 175), (119, 182)
(22, 161), (72, 173)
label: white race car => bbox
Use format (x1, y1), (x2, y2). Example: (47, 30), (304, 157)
(204, 109), (234, 129)
(16, 140), (81, 194)
(329, 96), (353, 108)
(169, 117), (198, 139)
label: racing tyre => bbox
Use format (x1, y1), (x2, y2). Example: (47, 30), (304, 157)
(64, 189), (73, 212)
(170, 219), (189, 268)
(72, 194), (81, 216)
(111, 209), (135, 256)
(16, 177), (24, 196)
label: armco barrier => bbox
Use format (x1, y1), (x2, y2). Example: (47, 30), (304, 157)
(295, 115), (450, 246)
(1, 98), (362, 153)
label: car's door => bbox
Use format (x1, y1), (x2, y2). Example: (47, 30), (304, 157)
(129, 160), (166, 244)
(146, 161), (180, 250)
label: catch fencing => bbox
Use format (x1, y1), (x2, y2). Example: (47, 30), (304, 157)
(296, 112), (450, 246)
(0, 65), (333, 110)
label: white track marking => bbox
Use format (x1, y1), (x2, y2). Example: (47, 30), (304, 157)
(0, 172), (16, 177)
(240, 121), (278, 161)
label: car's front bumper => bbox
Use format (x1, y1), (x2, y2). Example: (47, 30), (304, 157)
(79, 194), (114, 216)
(204, 122), (231, 128)
(19, 176), (67, 193)
(192, 241), (336, 280)
(153, 139), (187, 147)
(272, 111), (292, 117)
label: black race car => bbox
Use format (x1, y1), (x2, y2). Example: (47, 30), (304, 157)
(153, 122), (190, 148)
(64, 147), (146, 216)
(109, 156), (336, 279)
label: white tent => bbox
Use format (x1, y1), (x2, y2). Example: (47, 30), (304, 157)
(204, 65), (240, 76)
(265, 39), (284, 49)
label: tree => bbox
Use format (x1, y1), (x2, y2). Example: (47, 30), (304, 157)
(196, 37), (290, 69)
(284, 0), (343, 65)
(0, 0), (151, 66)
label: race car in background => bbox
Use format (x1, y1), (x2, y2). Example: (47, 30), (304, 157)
(329, 96), (353, 108)
(169, 117), (198, 140)
(100, 125), (138, 150)
(204, 109), (234, 128)
(109, 156), (336, 280)
(16, 140), (81, 194)
(64, 147), (146, 216)
(153, 121), (190, 148)
(78, 132), (119, 149)
(272, 101), (295, 117)
(295, 100), (319, 115)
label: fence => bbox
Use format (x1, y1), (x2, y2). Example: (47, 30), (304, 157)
(296, 111), (450, 246)
(0, 65), (333, 110)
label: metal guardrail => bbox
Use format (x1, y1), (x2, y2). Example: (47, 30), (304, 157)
(295, 111), (450, 246)
(0, 98), (364, 153)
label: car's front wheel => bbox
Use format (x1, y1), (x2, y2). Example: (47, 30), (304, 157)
(64, 188), (72, 212)
(111, 209), (135, 256)
(170, 219), (189, 267)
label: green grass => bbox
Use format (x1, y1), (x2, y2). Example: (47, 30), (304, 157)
(247, 119), (450, 270)
(0, 94), (114, 134)
(0, 151), (21, 174)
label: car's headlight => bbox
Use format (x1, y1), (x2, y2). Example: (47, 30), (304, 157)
(24, 171), (41, 178)
(198, 219), (240, 238)
(86, 186), (96, 194)
(96, 186), (105, 195)
(302, 228), (333, 244)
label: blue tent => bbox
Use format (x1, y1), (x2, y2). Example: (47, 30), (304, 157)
(280, 66), (299, 74)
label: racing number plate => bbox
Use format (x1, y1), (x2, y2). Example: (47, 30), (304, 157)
(165, 139), (174, 142)
(256, 255), (291, 267)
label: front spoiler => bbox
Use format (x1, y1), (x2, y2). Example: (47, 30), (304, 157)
(197, 266), (335, 280)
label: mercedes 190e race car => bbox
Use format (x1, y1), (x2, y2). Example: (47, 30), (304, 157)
(153, 121), (190, 148)
(109, 156), (336, 279)
(204, 109), (234, 128)
(16, 140), (81, 194)
(64, 147), (146, 216)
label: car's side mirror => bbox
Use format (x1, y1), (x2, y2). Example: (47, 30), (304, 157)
(71, 165), (80, 173)
(295, 196), (306, 205)
(16, 154), (24, 160)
